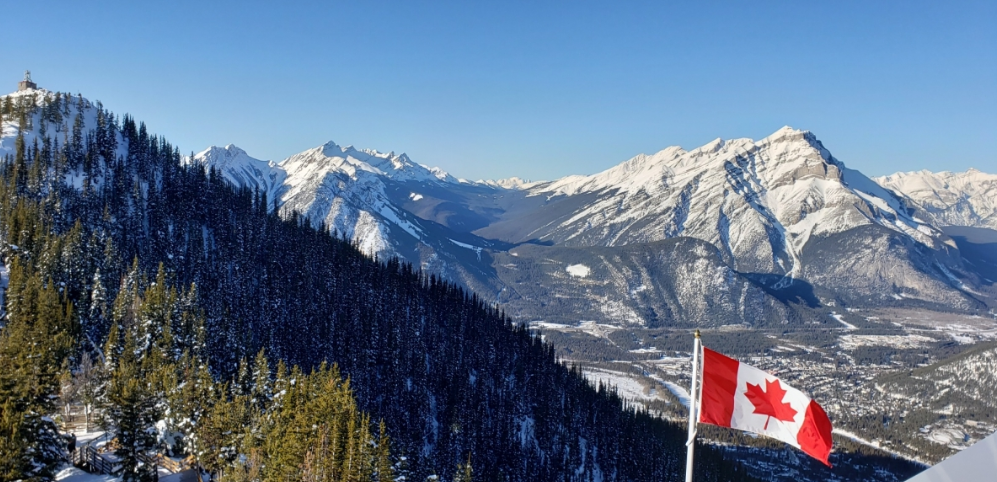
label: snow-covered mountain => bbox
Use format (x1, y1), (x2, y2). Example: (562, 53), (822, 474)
(192, 142), (444, 256)
(469, 127), (981, 309)
(198, 127), (994, 325)
(0, 88), (104, 159)
(874, 169), (997, 231)
(482, 127), (946, 272)
(193, 140), (510, 288)
(275, 141), (445, 256)
(189, 145), (286, 204)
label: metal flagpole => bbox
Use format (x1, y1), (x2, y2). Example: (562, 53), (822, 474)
(685, 329), (702, 482)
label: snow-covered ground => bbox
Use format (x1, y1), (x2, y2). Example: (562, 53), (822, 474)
(581, 367), (657, 402)
(55, 467), (118, 482)
(656, 378), (692, 409)
(832, 428), (929, 465)
(838, 334), (934, 349)
(565, 264), (591, 278)
(830, 312), (857, 330)
(529, 320), (620, 340)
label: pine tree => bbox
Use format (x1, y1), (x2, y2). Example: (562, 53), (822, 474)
(454, 453), (473, 482)
(0, 266), (74, 481)
(0, 398), (28, 481)
(194, 384), (248, 477)
(105, 328), (158, 482)
(375, 420), (394, 482)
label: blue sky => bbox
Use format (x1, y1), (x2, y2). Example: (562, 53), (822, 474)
(5, 1), (995, 181)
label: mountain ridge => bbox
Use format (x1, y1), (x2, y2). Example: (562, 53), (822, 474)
(195, 126), (994, 322)
(874, 168), (997, 231)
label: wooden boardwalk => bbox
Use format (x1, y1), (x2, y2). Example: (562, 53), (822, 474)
(64, 408), (196, 482)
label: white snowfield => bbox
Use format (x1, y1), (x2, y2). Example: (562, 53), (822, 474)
(478, 176), (542, 190)
(565, 264), (591, 278)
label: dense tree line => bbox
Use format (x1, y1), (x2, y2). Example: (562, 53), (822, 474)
(0, 91), (756, 481)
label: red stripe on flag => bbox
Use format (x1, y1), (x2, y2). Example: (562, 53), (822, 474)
(699, 347), (739, 427)
(797, 399), (833, 467)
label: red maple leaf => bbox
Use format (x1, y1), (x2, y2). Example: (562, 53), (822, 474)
(744, 378), (798, 430)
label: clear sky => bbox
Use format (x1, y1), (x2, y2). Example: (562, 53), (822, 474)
(4, 1), (995, 181)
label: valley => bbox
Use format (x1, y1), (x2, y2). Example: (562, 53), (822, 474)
(532, 307), (997, 480)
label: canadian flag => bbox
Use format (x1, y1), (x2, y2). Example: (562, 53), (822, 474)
(698, 347), (833, 466)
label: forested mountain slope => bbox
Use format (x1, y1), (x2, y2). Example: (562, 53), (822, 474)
(0, 89), (756, 480)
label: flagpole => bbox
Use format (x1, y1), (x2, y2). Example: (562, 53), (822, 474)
(685, 329), (701, 482)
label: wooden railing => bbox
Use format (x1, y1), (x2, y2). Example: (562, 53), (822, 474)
(137, 452), (159, 474)
(70, 431), (194, 480)
(155, 454), (191, 473)
(72, 444), (115, 475)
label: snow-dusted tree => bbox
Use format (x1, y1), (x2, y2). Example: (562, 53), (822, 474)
(73, 352), (104, 432)
(104, 327), (158, 482)
(0, 263), (74, 481)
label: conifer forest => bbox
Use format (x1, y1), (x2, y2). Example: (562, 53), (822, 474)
(0, 92), (757, 480)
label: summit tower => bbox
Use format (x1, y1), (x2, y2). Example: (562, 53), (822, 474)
(18, 70), (37, 91)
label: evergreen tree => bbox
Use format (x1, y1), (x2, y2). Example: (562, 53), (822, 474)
(454, 453), (473, 482)
(0, 264), (74, 482)
(375, 420), (394, 482)
(104, 328), (158, 482)
(0, 399), (27, 482)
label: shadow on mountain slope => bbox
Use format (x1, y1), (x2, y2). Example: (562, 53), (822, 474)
(740, 273), (821, 309)
(943, 226), (997, 286)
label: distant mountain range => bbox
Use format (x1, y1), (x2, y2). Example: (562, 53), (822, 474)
(194, 127), (996, 327)
(874, 169), (997, 231)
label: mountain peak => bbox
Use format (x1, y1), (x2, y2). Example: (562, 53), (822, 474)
(874, 167), (997, 231)
(207, 144), (248, 156)
(756, 126), (813, 147)
(479, 176), (541, 190)
(773, 125), (803, 136)
(194, 144), (257, 163)
(690, 138), (725, 156)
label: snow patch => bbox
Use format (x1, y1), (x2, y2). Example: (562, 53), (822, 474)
(582, 368), (655, 402)
(449, 239), (482, 261)
(658, 380), (691, 409)
(830, 311), (857, 330)
(56, 466), (118, 482)
(566, 264), (591, 278)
